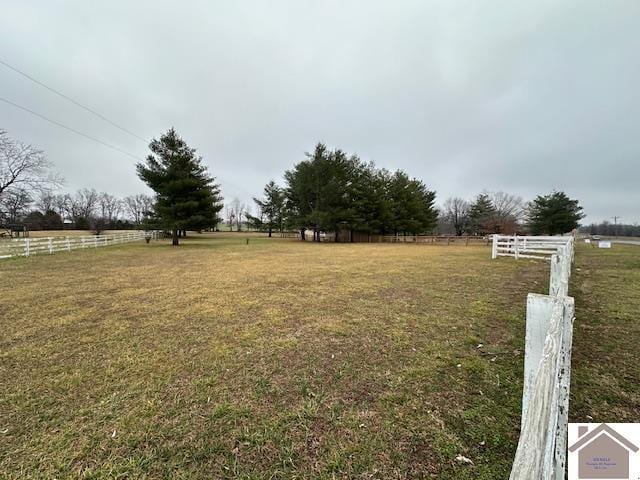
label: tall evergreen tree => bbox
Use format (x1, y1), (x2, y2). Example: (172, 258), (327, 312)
(527, 191), (584, 235)
(136, 128), (223, 245)
(248, 180), (285, 237)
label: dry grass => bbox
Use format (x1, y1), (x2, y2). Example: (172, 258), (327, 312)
(1, 235), (635, 478)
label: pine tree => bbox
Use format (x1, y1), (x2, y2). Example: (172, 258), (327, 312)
(527, 191), (584, 235)
(136, 128), (223, 245)
(467, 194), (497, 235)
(249, 180), (285, 237)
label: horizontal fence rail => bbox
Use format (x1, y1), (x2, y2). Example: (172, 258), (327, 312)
(493, 235), (575, 479)
(0, 231), (156, 259)
(492, 234), (573, 260)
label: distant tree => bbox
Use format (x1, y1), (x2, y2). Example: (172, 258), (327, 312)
(527, 191), (584, 235)
(123, 194), (155, 225)
(467, 194), (497, 235)
(0, 130), (62, 199)
(487, 191), (524, 234)
(249, 180), (285, 237)
(443, 197), (469, 236)
(42, 209), (63, 230)
(22, 202), (63, 230)
(98, 192), (122, 226)
(581, 221), (640, 237)
(136, 128), (223, 245)
(59, 188), (99, 228)
(0, 188), (32, 223)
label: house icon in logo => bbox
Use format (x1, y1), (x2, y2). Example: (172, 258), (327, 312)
(569, 424), (639, 479)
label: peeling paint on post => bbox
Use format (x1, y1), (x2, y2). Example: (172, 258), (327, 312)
(555, 297), (574, 480)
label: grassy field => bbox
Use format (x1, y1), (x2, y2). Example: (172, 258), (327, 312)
(1, 236), (637, 479)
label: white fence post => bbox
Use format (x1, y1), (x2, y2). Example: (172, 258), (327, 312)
(554, 297), (575, 480)
(25, 238), (30, 257)
(521, 293), (554, 422)
(48, 237), (53, 254)
(492, 234), (498, 259)
(549, 254), (561, 296)
(508, 234), (575, 480)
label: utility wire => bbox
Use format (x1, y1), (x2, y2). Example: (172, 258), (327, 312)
(0, 58), (255, 198)
(0, 96), (144, 161)
(0, 95), (253, 197)
(0, 58), (148, 143)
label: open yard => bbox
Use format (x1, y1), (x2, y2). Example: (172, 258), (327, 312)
(1, 235), (638, 479)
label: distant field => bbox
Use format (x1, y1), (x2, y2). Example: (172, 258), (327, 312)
(1, 236), (637, 478)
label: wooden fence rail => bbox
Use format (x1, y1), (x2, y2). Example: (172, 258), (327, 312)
(493, 235), (575, 479)
(0, 231), (156, 259)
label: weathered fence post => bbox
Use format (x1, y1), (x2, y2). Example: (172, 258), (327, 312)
(549, 254), (562, 296)
(554, 297), (575, 480)
(66, 237), (71, 251)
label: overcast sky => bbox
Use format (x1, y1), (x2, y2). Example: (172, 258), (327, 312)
(1, 0), (639, 224)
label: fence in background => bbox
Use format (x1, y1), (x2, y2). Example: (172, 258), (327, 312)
(493, 235), (576, 479)
(281, 231), (491, 245)
(0, 231), (156, 259)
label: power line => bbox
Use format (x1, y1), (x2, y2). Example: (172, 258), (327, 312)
(0, 96), (145, 161)
(1, 95), (253, 198)
(0, 58), (148, 143)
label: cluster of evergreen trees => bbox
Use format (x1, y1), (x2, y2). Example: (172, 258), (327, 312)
(247, 143), (438, 240)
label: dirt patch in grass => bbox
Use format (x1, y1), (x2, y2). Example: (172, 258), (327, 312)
(1, 235), (556, 478)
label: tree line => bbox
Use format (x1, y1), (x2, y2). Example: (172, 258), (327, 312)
(2, 128), (591, 243)
(581, 221), (640, 237)
(439, 191), (585, 236)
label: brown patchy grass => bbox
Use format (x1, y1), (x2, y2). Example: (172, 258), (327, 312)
(1, 235), (635, 478)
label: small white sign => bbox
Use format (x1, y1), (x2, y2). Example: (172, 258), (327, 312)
(584, 239), (591, 244)
(599, 241), (612, 249)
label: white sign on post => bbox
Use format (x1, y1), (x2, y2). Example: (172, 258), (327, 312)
(584, 239), (591, 244)
(598, 241), (612, 249)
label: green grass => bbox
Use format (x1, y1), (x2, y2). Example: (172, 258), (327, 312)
(0, 236), (637, 478)
(569, 243), (640, 422)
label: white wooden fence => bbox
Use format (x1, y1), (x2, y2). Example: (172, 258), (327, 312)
(492, 235), (576, 479)
(0, 231), (154, 259)
(492, 234), (573, 260)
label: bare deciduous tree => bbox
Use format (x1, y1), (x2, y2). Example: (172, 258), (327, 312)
(442, 197), (469, 236)
(98, 192), (122, 222)
(488, 191), (525, 221)
(0, 188), (32, 223)
(0, 130), (62, 199)
(123, 194), (154, 225)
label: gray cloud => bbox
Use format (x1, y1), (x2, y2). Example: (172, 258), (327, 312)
(1, 0), (639, 223)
